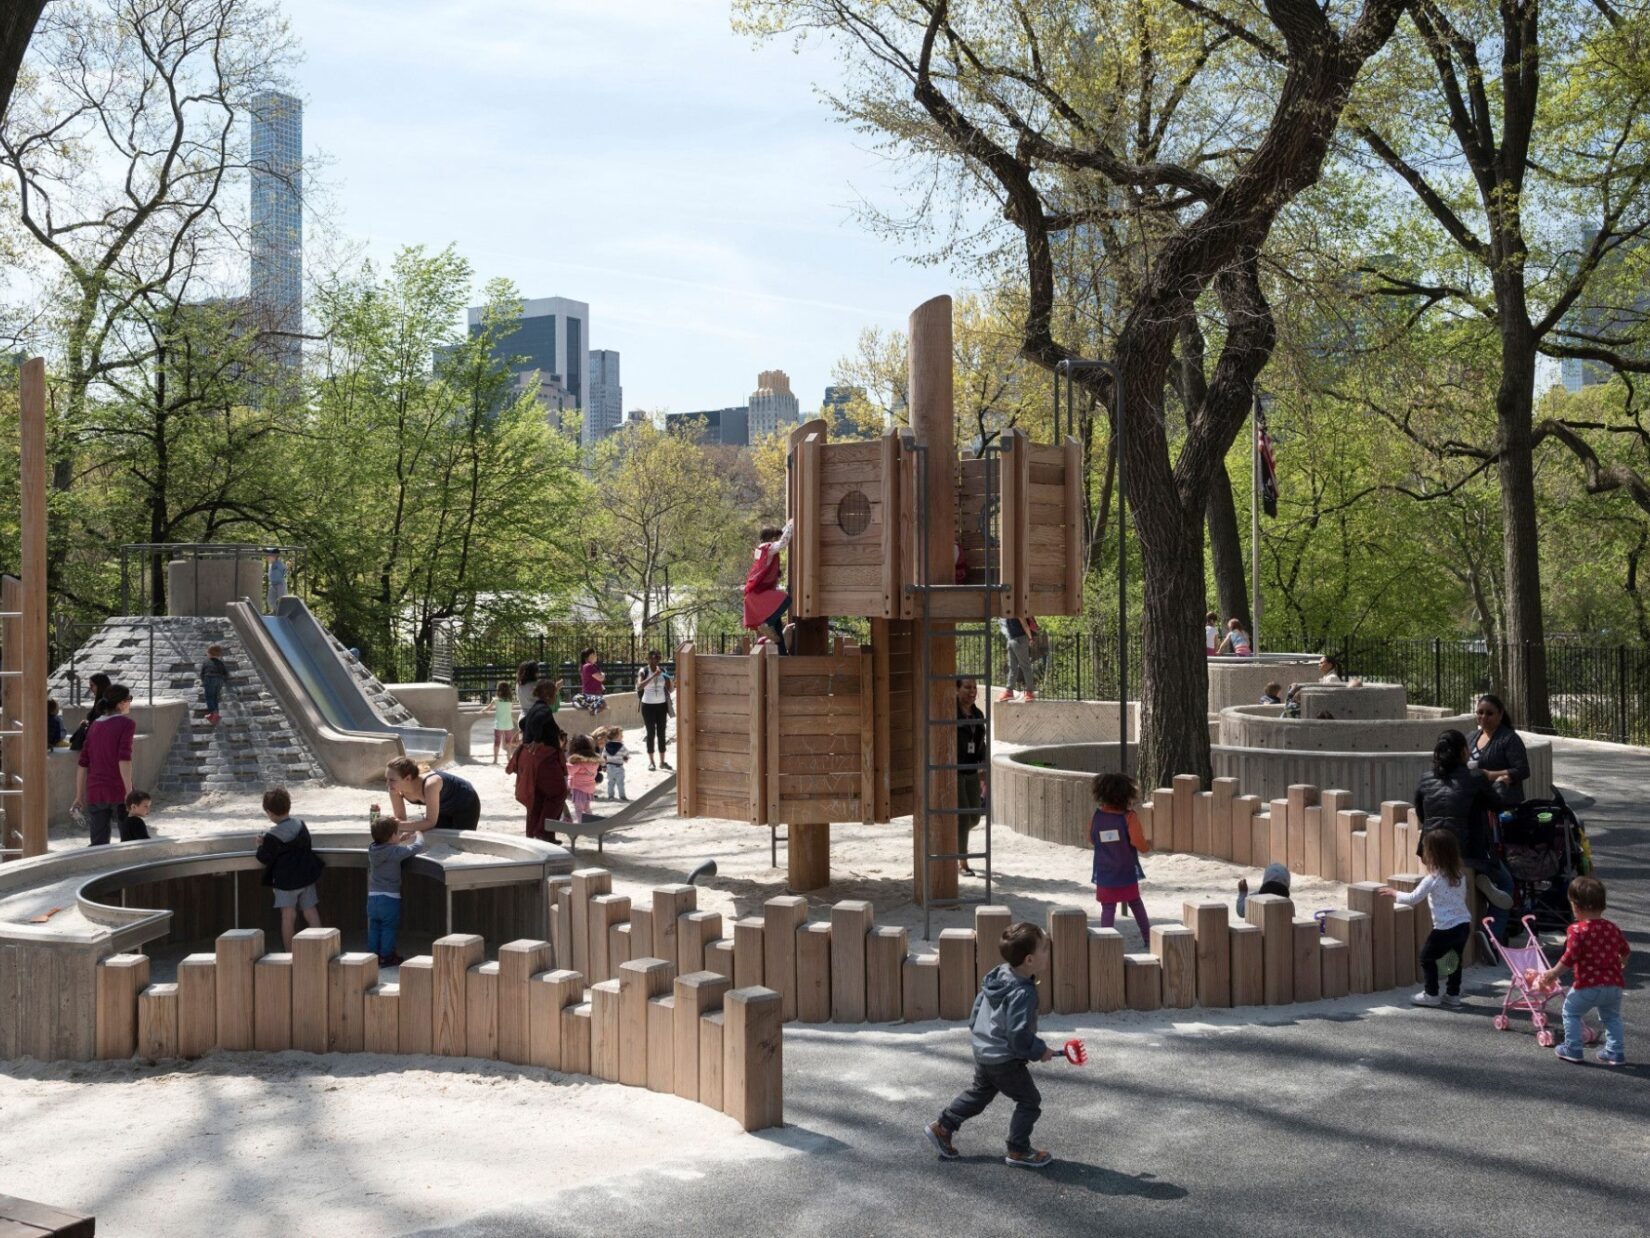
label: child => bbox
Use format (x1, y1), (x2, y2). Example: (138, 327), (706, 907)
(492, 679), (515, 764)
(602, 727), (631, 801)
(123, 788), (154, 841)
(565, 734), (602, 824)
(573, 648), (607, 716)
(743, 520), (793, 655)
(924, 922), (1055, 1169)
(255, 787), (325, 949)
(1205, 610), (1221, 654)
(1538, 876), (1628, 1065)
(1379, 829), (1470, 1008)
(200, 644), (229, 725)
(367, 815), (424, 967)
(1258, 681), (1284, 706)
(1090, 772), (1151, 941)
(1235, 862), (1291, 918)
(46, 698), (64, 750)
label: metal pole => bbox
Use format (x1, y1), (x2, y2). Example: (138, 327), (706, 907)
(1251, 393), (1262, 655)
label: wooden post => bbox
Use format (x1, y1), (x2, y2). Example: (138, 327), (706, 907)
(1267, 798), (1289, 867)
(292, 927), (339, 1055)
(1244, 894), (1294, 1005)
(364, 983), (400, 1053)
(704, 938), (734, 981)
(1319, 790), (1351, 880)
(197, 953), (241, 1065)
(937, 928), (976, 1020)
(589, 893), (630, 985)
(547, 875), (571, 968)
(1286, 785), (1317, 874)
(1379, 801), (1407, 880)
(762, 895), (808, 1020)
(674, 971), (731, 1103)
(398, 956), (434, 1055)
(908, 294), (958, 906)
(1229, 923), (1264, 1007)
(1337, 810), (1363, 884)
(867, 926), (906, 1023)
(465, 961), (499, 1059)
(433, 933), (483, 1056)
(1230, 795), (1260, 867)
(1151, 925), (1196, 1009)
(796, 921), (832, 1022)
(96, 954), (150, 1059)
(253, 953), (292, 1051)
(829, 900), (873, 1023)
(724, 987), (784, 1131)
(570, 868), (611, 981)
(647, 994), (675, 1093)
(973, 906), (1011, 987)
(1210, 777), (1237, 859)
(677, 910), (722, 977)
(610, 921), (633, 975)
(590, 979), (622, 1081)
(1324, 909), (1373, 993)
(498, 939), (552, 1065)
(733, 917), (765, 990)
(619, 957), (675, 1087)
(329, 953), (378, 1054)
(1303, 806), (1322, 877)
(1171, 773), (1199, 853)
(699, 1010), (725, 1110)
(1088, 927), (1125, 1012)
(561, 1002), (592, 1075)
(1320, 937), (1350, 999)
(1291, 920), (1321, 1004)
(1251, 809), (1271, 869)
(901, 953), (940, 1022)
(1184, 902), (1231, 1008)
(653, 884), (697, 969)
(675, 642), (696, 815)
(137, 983), (179, 1060)
(1192, 791), (1212, 857)
(528, 969), (582, 1071)
(1049, 908), (1089, 1014)
(628, 909), (654, 961)
(1393, 903), (1417, 988)
(10, 359), (48, 858)
(1349, 883), (1395, 991)
(1123, 954), (1162, 1011)
(1390, 873), (1431, 944)
(214, 929), (262, 1052)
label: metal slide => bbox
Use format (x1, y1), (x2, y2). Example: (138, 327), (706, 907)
(261, 596), (447, 759)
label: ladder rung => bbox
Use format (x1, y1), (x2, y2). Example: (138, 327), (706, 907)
(923, 762), (989, 772)
(920, 806), (988, 815)
(0, 671), (23, 679)
(0, 611), (22, 619)
(923, 850), (991, 861)
(0, 788), (23, 797)
(923, 718), (986, 728)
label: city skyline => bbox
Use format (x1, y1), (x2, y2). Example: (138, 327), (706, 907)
(277, 0), (950, 415)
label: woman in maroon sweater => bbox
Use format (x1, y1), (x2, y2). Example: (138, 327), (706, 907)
(73, 684), (148, 844)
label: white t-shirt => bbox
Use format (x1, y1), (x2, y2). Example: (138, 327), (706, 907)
(639, 668), (670, 705)
(1205, 624), (1220, 649)
(1395, 871), (1471, 930)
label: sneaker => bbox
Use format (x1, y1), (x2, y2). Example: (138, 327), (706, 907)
(659, 761), (672, 770)
(924, 1121), (959, 1160)
(1023, 691), (1036, 702)
(1554, 1045), (1585, 1064)
(1004, 1148), (1053, 1168)
(1441, 993), (1464, 1009)
(1411, 991), (1443, 1007)
(380, 953), (404, 968)
(1597, 1052), (1626, 1067)
(997, 691), (1015, 703)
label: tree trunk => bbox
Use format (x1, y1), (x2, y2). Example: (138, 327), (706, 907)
(1496, 330), (1552, 730)
(0, 0), (47, 127)
(1206, 459), (1251, 632)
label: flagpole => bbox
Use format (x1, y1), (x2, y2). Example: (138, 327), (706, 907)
(1251, 392), (1262, 656)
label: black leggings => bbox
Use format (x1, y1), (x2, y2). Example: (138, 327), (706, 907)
(641, 701), (670, 757)
(1420, 922), (1472, 996)
(764, 596), (791, 655)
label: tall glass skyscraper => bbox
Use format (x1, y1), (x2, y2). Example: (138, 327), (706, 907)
(468, 295), (590, 433)
(250, 90), (303, 379)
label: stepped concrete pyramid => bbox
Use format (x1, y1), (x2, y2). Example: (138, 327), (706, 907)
(48, 615), (415, 795)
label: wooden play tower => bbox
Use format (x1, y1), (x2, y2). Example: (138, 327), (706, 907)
(676, 298), (1085, 910)
(2, 358), (51, 860)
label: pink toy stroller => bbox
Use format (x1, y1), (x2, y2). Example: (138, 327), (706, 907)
(1482, 915), (1599, 1048)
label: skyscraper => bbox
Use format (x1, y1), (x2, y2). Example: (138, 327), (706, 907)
(249, 91), (303, 380)
(747, 370), (799, 441)
(587, 349), (623, 445)
(469, 295), (590, 427)
(823, 385), (873, 438)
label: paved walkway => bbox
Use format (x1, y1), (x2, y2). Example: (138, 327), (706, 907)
(413, 739), (1648, 1237)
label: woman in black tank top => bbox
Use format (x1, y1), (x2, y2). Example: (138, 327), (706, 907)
(386, 757), (481, 831)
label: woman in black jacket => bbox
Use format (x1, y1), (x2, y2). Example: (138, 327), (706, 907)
(515, 678), (567, 844)
(1469, 693), (1531, 807)
(1413, 729), (1514, 941)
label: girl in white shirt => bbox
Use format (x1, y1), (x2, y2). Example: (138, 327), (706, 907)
(1382, 829), (1472, 1008)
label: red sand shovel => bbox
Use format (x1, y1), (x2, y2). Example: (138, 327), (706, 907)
(1062, 1038), (1088, 1065)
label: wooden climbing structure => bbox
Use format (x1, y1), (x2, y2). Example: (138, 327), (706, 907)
(1, 358), (49, 860)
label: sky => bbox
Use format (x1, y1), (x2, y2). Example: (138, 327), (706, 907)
(280, 0), (955, 415)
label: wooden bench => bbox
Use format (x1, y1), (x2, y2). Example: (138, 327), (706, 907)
(0, 1195), (94, 1237)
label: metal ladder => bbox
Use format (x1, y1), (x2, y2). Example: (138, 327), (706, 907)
(908, 440), (1008, 940)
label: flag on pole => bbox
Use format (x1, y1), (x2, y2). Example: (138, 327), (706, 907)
(1256, 408), (1279, 518)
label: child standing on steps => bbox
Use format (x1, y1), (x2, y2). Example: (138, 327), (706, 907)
(200, 644), (229, 725)
(492, 679), (515, 764)
(1090, 772), (1151, 942)
(924, 922), (1056, 1169)
(565, 733), (602, 823)
(367, 815), (424, 966)
(1381, 828), (1470, 1008)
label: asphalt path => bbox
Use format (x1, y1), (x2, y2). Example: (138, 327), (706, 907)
(411, 739), (1649, 1238)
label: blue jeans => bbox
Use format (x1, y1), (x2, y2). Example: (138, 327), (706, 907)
(1562, 985), (1625, 1059)
(204, 680), (222, 713)
(367, 894), (402, 960)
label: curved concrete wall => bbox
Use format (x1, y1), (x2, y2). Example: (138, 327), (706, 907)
(991, 743), (1134, 849)
(1295, 682), (1407, 721)
(1208, 654), (1319, 713)
(991, 699), (1137, 747)
(1219, 705), (1483, 753)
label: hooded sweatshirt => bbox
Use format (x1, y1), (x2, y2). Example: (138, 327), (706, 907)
(969, 964), (1048, 1065)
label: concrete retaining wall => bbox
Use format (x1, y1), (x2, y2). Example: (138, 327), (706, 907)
(1219, 705), (1483, 752)
(1208, 654), (1319, 713)
(991, 700), (1136, 747)
(47, 701), (186, 826)
(1295, 682), (1407, 720)
(991, 742), (1135, 849)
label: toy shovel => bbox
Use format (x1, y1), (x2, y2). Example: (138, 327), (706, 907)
(1062, 1038), (1087, 1065)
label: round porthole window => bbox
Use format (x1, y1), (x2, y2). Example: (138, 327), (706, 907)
(837, 489), (872, 536)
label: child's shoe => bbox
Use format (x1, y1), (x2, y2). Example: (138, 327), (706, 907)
(1441, 993), (1464, 1009)
(1554, 1045), (1585, 1063)
(923, 1121), (959, 1160)
(997, 690), (1015, 703)
(1023, 690), (1036, 702)
(1597, 1051), (1626, 1067)
(1410, 991), (1442, 1007)
(1004, 1148), (1053, 1168)
(381, 953), (404, 967)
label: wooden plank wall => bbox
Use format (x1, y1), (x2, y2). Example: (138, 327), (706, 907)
(871, 619), (916, 820)
(679, 649), (765, 824)
(1022, 441), (1081, 616)
(814, 440), (894, 619)
(768, 649), (871, 826)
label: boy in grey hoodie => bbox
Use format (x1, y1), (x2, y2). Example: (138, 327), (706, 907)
(925, 921), (1055, 1168)
(367, 816), (424, 966)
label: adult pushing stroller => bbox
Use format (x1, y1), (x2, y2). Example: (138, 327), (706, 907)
(1497, 791), (1592, 935)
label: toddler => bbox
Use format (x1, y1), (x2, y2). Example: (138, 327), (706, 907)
(255, 787), (325, 949)
(367, 816), (424, 966)
(1090, 772), (1151, 941)
(491, 679), (515, 763)
(1539, 876), (1628, 1065)
(565, 733), (601, 823)
(123, 788), (154, 841)
(1381, 829), (1470, 1008)
(46, 698), (64, 750)
(200, 644), (228, 725)
(602, 727), (631, 801)
(924, 922), (1055, 1168)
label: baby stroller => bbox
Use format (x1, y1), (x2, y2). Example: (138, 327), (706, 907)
(1481, 914), (1600, 1048)
(1498, 792), (1591, 934)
